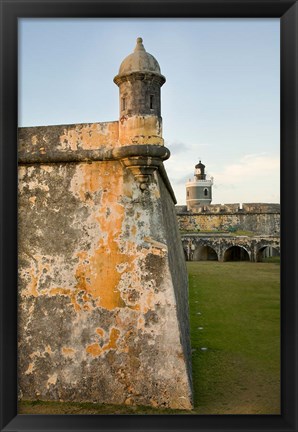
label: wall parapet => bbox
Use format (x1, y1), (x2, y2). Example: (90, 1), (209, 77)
(176, 205), (280, 236)
(18, 124), (176, 204)
(176, 203), (280, 215)
(18, 121), (119, 156)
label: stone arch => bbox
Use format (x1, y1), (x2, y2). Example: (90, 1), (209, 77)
(192, 245), (218, 261)
(256, 245), (280, 262)
(223, 245), (250, 262)
(183, 241), (196, 261)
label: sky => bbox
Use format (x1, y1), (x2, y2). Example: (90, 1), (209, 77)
(18, 18), (280, 205)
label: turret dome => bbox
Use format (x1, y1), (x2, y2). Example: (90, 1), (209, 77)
(117, 37), (162, 76)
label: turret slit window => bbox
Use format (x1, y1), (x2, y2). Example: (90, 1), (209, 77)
(150, 95), (154, 109)
(204, 188), (208, 196)
(122, 98), (126, 111)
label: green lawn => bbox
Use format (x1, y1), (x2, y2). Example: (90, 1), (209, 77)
(19, 262), (280, 415)
(188, 261), (280, 414)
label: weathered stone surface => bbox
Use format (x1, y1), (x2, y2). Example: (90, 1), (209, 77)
(18, 151), (193, 409)
(18, 121), (119, 157)
(177, 203), (280, 236)
(181, 234), (280, 262)
(18, 37), (193, 410)
(158, 177), (193, 387)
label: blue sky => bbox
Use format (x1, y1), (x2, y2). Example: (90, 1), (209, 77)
(19, 18), (280, 205)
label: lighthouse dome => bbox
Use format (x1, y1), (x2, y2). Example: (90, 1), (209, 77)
(195, 160), (205, 170)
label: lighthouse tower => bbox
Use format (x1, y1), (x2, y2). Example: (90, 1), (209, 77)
(186, 161), (213, 211)
(113, 37), (166, 146)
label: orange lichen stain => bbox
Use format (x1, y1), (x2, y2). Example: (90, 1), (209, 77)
(102, 328), (120, 351)
(29, 351), (41, 359)
(70, 162), (137, 311)
(49, 287), (71, 296)
(29, 196), (36, 205)
(153, 187), (161, 199)
(58, 128), (79, 151)
(137, 316), (145, 328)
(70, 164), (102, 203)
(62, 347), (76, 358)
(129, 303), (140, 312)
(25, 363), (34, 375)
(118, 115), (163, 146)
(131, 225), (137, 236)
(116, 329), (132, 354)
(49, 287), (81, 312)
(47, 373), (58, 387)
(40, 165), (53, 173)
(77, 251), (88, 260)
(44, 345), (53, 355)
(86, 328), (121, 357)
(76, 246), (129, 310)
(59, 122), (118, 151)
(96, 328), (105, 337)
(150, 399), (159, 408)
(86, 343), (102, 357)
(146, 291), (154, 310)
(122, 178), (133, 198)
(82, 292), (92, 302)
(80, 123), (119, 149)
(22, 255), (53, 298)
(31, 135), (38, 145)
(25, 269), (38, 297)
(74, 267), (91, 292)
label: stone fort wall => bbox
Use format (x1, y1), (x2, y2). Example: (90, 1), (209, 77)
(18, 121), (193, 409)
(176, 203), (280, 236)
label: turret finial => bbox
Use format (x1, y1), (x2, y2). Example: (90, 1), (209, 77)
(135, 37), (145, 52)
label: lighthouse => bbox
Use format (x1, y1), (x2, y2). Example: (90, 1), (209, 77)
(186, 160), (213, 211)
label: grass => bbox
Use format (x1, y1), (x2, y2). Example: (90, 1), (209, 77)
(262, 256), (280, 264)
(188, 261), (280, 414)
(18, 399), (185, 415)
(19, 262), (280, 415)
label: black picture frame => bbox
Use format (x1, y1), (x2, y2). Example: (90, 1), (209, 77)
(1, 1), (297, 431)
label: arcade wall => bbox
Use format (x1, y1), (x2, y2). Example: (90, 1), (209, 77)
(176, 204), (280, 236)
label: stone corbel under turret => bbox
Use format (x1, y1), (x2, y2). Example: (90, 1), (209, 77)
(113, 144), (170, 191)
(121, 157), (161, 190)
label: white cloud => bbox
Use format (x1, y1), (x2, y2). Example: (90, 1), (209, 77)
(213, 153), (279, 184)
(210, 153), (280, 204)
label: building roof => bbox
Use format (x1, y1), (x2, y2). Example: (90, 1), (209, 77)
(117, 37), (162, 76)
(195, 160), (205, 169)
